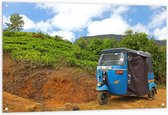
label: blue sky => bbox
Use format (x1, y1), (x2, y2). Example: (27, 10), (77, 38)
(2, 2), (167, 41)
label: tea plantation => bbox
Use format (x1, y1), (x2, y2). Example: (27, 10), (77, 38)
(3, 31), (98, 74)
(3, 30), (166, 84)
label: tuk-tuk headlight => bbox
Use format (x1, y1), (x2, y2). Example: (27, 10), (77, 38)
(97, 82), (103, 86)
(97, 66), (112, 70)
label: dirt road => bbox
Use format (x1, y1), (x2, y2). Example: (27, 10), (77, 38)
(78, 88), (166, 110)
(2, 53), (167, 112)
(3, 88), (166, 112)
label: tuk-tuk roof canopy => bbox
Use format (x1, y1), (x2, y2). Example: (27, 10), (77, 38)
(101, 48), (151, 57)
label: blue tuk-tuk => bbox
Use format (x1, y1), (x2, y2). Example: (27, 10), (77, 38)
(96, 48), (157, 105)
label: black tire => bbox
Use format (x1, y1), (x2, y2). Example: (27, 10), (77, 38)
(148, 88), (155, 100)
(98, 91), (108, 105)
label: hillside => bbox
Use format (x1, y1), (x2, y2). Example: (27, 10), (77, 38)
(154, 39), (166, 46)
(3, 31), (97, 74)
(3, 31), (166, 84)
(80, 34), (166, 46)
(83, 34), (123, 41)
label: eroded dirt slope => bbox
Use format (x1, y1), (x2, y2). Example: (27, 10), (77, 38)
(3, 53), (97, 111)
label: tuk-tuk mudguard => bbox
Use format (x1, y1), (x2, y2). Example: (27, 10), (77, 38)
(96, 84), (109, 92)
(149, 82), (157, 90)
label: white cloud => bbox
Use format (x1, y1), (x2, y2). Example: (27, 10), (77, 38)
(87, 6), (130, 36)
(50, 31), (75, 41)
(87, 15), (130, 36)
(36, 3), (112, 32)
(36, 3), (111, 15)
(5, 4), (166, 41)
(51, 13), (90, 31)
(21, 15), (53, 33)
(20, 15), (35, 30)
(36, 3), (125, 40)
(35, 20), (52, 33)
(113, 6), (129, 15)
(131, 23), (149, 34)
(3, 5), (129, 41)
(148, 10), (167, 29)
(153, 27), (167, 40)
(3, 4), (131, 41)
(35, 4), (132, 40)
(2, 15), (10, 28)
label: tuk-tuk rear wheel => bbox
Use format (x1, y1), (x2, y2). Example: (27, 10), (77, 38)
(148, 88), (155, 100)
(98, 91), (108, 105)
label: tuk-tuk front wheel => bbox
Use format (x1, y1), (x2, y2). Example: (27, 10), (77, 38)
(98, 91), (108, 105)
(148, 88), (155, 100)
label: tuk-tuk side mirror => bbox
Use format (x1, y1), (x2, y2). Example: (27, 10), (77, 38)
(127, 53), (132, 61)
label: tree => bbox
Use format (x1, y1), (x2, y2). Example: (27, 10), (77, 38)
(75, 37), (88, 49)
(86, 38), (103, 55)
(5, 14), (24, 32)
(101, 38), (116, 49)
(118, 31), (149, 50)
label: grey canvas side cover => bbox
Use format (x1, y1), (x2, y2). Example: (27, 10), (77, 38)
(127, 53), (149, 96)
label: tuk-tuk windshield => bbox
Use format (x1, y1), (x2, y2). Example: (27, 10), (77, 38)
(99, 52), (125, 66)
